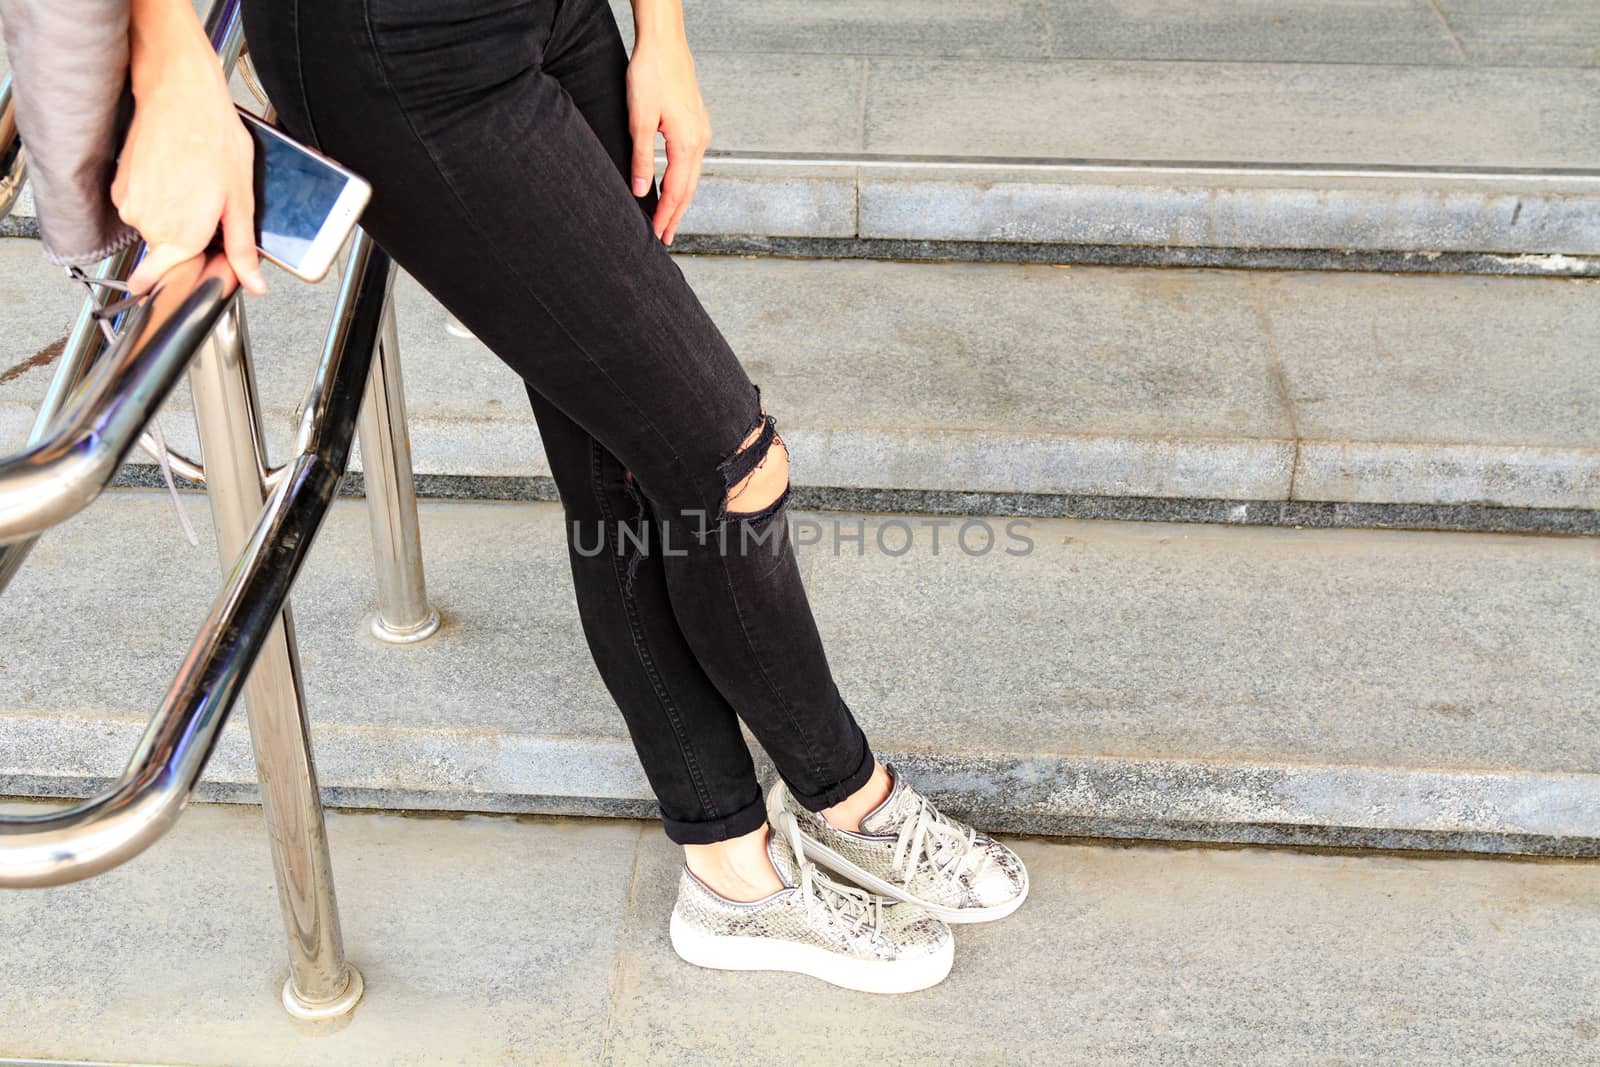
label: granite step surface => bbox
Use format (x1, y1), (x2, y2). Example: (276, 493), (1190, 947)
(3, 800), (1595, 1065)
(3, 240), (1596, 525)
(2, 489), (1596, 856)
(614, 0), (1600, 263)
(4, 2), (1599, 264)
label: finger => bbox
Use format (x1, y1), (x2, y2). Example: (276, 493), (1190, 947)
(663, 162), (702, 247)
(222, 192), (267, 295)
(630, 122), (656, 198)
(653, 146), (693, 241)
(656, 131), (705, 243)
(652, 185), (680, 242)
(127, 243), (198, 295)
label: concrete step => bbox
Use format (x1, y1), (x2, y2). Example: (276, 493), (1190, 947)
(3, 489), (1597, 856)
(3, 240), (1594, 527)
(5, 3), (1598, 265)
(3, 800), (1595, 1065)
(637, 0), (1600, 68)
(620, 0), (1600, 264)
(588, 1), (1594, 266)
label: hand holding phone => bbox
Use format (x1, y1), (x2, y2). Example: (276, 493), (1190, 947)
(236, 108), (373, 283)
(116, 56), (266, 295)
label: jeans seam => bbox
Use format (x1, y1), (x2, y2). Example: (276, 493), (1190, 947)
(589, 439), (721, 822)
(287, 0), (324, 149)
(714, 527), (830, 791)
(786, 726), (872, 810)
(357, 0), (697, 503)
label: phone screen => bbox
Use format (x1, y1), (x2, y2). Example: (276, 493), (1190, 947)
(245, 120), (354, 272)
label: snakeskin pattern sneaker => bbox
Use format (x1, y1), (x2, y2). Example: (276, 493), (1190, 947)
(669, 810), (955, 993)
(767, 765), (1029, 924)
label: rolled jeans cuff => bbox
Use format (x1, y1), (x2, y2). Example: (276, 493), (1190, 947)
(661, 791), (770, 846)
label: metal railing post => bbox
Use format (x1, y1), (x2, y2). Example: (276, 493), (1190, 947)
(188, 295), (364, 1020)
(355, 273), (440, 643)
(0, 78), (29, 222)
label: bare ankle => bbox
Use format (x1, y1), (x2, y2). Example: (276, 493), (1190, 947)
(683, 823), (786, 902)
(821, 762), (893, 833)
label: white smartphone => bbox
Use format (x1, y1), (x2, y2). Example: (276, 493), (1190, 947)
(238, 108), (372, 283)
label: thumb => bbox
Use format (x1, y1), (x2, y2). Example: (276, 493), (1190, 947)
(630, 124), (656, 198)
(128, 243), (200, 295)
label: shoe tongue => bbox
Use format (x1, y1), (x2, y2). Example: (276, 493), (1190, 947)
(859, 768), (918, 835)
(766, 823), (801, 888)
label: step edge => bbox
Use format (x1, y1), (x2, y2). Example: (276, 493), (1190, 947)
(93, 465), (1600, 536)
(6, 720), (1597, 856)
(14, 397), (1591, 511)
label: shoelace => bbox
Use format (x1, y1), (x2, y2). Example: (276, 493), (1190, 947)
(888, 794), (990, 892)
(67, 267), (198, 547)
(779, 811), (885, 940)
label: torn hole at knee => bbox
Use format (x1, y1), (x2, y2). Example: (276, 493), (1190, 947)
(719, 410), (790, 518)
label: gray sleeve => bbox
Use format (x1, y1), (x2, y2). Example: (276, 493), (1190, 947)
(0, 0), (139, 266)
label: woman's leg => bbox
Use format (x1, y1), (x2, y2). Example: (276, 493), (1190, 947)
(240, 0), (875, 844)
(527, 388), (767, 844)
(523, 0), (897, 877)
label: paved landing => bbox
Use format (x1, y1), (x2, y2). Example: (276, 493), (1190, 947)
(1, 802), (1596, 1065)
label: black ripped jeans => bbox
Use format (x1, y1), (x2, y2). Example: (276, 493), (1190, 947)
(240, 0), (874, 843)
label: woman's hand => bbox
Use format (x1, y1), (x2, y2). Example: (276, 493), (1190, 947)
(626, 0), (711, 246)
(114, 0), (265, 295)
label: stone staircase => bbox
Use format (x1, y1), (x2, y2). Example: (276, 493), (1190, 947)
(3, 247), (1597, 857)
(2, 3), (1600, 1059)
(625, 0), (1600, 269)
(7, 2), (1600, 270)
(3, 0), (1598, 861)
(5, 484), (1596, 859)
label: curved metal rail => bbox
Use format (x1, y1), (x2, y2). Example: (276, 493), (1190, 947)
(0, 242), (140, 597)
(0, 240), (390, 888)
(0, 257), (234, 544)
(0, 0), (435, 1019)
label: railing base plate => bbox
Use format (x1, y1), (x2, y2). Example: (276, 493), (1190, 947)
(282, 964), (365, 1021)
(366, 608), (442, 645)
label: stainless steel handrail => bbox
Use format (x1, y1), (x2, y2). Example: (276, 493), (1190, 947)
(0, 263), (232, 544)
(0, 77), (28, 219)
(0, 244), (139, 597)
(0, 29), (237, 535)
(0, 0), (434, 1019)
(0, 243), (388, 887)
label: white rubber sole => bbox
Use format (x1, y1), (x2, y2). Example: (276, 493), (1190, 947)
(768, 787), (1029, 925)
(669, 911), (954, 994)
